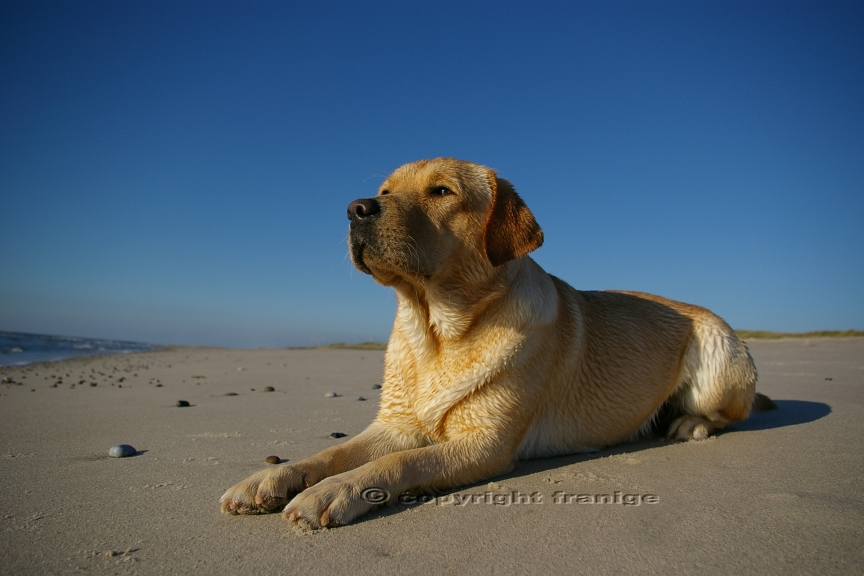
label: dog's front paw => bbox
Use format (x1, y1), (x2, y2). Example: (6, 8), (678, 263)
(220, 465), (307, 515)
(282, 474), (378, 529)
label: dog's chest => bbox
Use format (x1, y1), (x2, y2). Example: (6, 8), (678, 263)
(397, 331), (523, 438)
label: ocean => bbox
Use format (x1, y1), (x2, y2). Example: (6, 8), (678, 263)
(0, 331), (160, 367)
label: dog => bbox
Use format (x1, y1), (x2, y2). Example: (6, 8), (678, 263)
(221, 157), (768, 529)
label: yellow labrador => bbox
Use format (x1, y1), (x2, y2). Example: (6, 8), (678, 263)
(221, 157), (766, 529)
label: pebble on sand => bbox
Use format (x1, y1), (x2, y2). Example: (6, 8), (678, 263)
(357, 396), (366, 401)
(108, 444), (136, 458)
(330, 432), (347, 438)
(265, 455), (281, 464)
(176, 400), (190, 407)
(324, 392), (339, 398)
(223, 392), (238, 396)
(263, 386), (275, 392)
(372, 384), (382, 389)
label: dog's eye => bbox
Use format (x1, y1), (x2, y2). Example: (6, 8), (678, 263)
(430, 186), (453, 196)
(379, 189), (390, 196)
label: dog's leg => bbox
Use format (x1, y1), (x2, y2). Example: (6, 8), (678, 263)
(282, 433), (515, 529)
(666, 327), (758, 441)
(220, 422), (424, 514)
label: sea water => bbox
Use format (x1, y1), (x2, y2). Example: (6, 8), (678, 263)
(0, 331), (159, 367)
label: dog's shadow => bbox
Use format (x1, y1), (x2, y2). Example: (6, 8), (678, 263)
(727, 399), (831, 432)
(512, 399), (831, 477)
(362, 399), (831, 524)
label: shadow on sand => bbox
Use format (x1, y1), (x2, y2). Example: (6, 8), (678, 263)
(727, 399), (831, 432)
(361, 399), (832, 523)
(507, 400), (832, 478)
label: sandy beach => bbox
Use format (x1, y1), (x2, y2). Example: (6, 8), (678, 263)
(1, 338), (862, 575)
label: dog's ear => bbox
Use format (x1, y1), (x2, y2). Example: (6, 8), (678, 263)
(483, 172), (544, 267)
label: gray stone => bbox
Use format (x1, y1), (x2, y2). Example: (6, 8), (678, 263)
(108, 444), (136, 458)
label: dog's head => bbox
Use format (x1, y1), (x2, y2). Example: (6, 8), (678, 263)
(347, 158), (543, 287)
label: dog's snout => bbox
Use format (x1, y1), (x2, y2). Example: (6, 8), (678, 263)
(347, 198), (380, 221)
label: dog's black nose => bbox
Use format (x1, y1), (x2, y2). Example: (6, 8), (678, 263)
(347, 198), (380, 221)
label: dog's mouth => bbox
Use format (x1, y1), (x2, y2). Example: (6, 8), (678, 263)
(350, 240), (373, 275)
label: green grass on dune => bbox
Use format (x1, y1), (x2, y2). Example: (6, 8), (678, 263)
(735, 330), (864, 340)
(319, 342), (388, 350)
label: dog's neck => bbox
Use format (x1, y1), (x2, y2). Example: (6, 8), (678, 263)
(392, 257), (558, 354)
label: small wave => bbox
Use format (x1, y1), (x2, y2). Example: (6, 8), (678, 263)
(0, 331), (159, 367)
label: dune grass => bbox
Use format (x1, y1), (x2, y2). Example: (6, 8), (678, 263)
(735, 330), (864, 340)
(319, 342), (388, 350)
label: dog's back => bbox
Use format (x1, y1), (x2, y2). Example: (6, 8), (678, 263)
(517, 281), (758, 457)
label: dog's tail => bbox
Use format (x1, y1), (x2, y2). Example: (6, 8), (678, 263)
(752, 392), (777, 413)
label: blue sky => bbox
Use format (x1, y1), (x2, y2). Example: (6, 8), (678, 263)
(1, 1), (862, 347)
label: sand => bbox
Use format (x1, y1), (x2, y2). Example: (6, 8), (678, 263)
(1, 338), (862, 575)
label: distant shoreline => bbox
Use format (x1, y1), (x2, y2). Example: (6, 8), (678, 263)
(322, 330), (864, 349)
(3, 329), (863, 368)
(0, 331), (162, 368)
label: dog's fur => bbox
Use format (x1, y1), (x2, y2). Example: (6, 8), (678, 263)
(220, 158), (761, 529)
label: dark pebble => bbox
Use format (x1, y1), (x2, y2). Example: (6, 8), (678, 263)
(108, 444), (136, 458)
(50, 383), (58, 388)
(265, 455), (281, 464)
(263, 386), (275, 392)
(372, 384), (382, 389)
(357, 396), (366, 401)
(176, 400), (190, 407)
(223, 392), (238, 396)
(330, 432), (347, 439)
(89, 382), (97, 387)
(156, 384), (162, 387)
